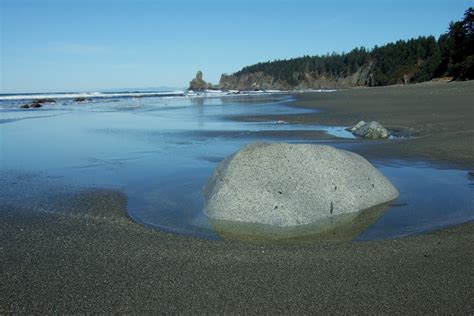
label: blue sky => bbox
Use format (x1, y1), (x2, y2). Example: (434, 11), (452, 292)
(1, 0), (471, 93)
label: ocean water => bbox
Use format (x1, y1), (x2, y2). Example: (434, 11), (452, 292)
(0, 92), (472, 241)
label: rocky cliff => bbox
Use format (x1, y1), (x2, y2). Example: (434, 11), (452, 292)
(208, 8), (474, 92)
(218, 63), (375, 90)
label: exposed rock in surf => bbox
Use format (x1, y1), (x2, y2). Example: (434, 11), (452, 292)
(33, 98), (56, 104)
(350, 121), (390, 139)
(349, 120), (367, 133)
(18, 98), (56, 109)
(74, 97), (89, 102)
(203, 142), (399, 227)
(29, 102), (42, 108)
(189, 70), (210, 91)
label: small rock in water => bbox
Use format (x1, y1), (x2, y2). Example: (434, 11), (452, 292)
(29, 102), (42, 108)
(74, 97), (88, 102)
(350, 120), (390, 139)
(33, 98), (56, 104)
(468, 171), (474, 180)
(19, 98), (56, 109)
(349, 120), (366, 133)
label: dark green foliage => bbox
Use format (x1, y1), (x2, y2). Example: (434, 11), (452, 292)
(234, 7), (474, 86)
(459, 54), (474, 79)
(371, 36), (439, 85)
(438, 7), (474, 79)
(235, 47), (371, 82)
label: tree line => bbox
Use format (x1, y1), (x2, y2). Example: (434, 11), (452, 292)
(234, 8), (473, 86)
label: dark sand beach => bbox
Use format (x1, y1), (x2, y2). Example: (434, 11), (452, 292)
(238, 81), (474, 168)
(1, 82), (473, 313)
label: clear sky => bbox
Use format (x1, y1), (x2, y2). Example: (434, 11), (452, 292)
(0, 0), (471, 93)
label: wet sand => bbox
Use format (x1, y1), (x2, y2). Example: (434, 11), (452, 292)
(1, 81), (474, 313)
(237, 81), (474, 168)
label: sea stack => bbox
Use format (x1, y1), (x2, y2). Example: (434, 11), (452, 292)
(189, 70), (211, 91)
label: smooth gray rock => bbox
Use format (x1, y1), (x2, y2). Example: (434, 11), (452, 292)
(351, 120), (390, 139)
(203, 142), (399, 227)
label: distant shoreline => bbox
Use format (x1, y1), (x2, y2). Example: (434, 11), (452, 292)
(231, 80), (474, 168)
(1, 78), (460, 102)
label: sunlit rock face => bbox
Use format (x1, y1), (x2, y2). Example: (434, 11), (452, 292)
(189, 70), (209, 91)
(217, 62), (376, 90)
(350, 121), (390, 139)
(203, 143), (399, 235)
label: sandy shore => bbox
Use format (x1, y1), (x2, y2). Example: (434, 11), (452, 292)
(237, 80), (474, 168)
(1, 81), (473, 313)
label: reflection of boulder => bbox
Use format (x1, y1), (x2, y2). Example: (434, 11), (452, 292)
(203, 142), (398, 232)
(209, 202), (391, 242)
(350, 120), (390, 139)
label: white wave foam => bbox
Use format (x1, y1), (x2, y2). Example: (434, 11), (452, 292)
(0, 88), (336, 102)
(0, 90), (186, 101)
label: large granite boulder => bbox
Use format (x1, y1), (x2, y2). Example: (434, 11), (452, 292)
(203, 142), (398, 227)
(350, 121), (390, 139)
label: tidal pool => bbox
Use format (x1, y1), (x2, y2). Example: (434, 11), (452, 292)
(0, 94), (472, 241)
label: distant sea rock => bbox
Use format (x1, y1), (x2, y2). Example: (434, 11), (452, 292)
(74, 97), (89, 102)
(189, 70), (210, 91)
(350, 121), (390, 139)
(203, 142), (399, 227)
(29, 102), (42, 108)
(19, 98), (56, 109)
(33, 98), (56, 104)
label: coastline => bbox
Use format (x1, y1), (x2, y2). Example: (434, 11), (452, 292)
(1, 81), (474, 313)
(235, 80), (474, 168)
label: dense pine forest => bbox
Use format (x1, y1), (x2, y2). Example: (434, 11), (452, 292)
(232, 8), (473, 87)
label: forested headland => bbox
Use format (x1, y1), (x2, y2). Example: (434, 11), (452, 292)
(218, 8), (473, 90)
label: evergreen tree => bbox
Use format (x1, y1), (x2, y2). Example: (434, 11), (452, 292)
(233, 8), (473, 85)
